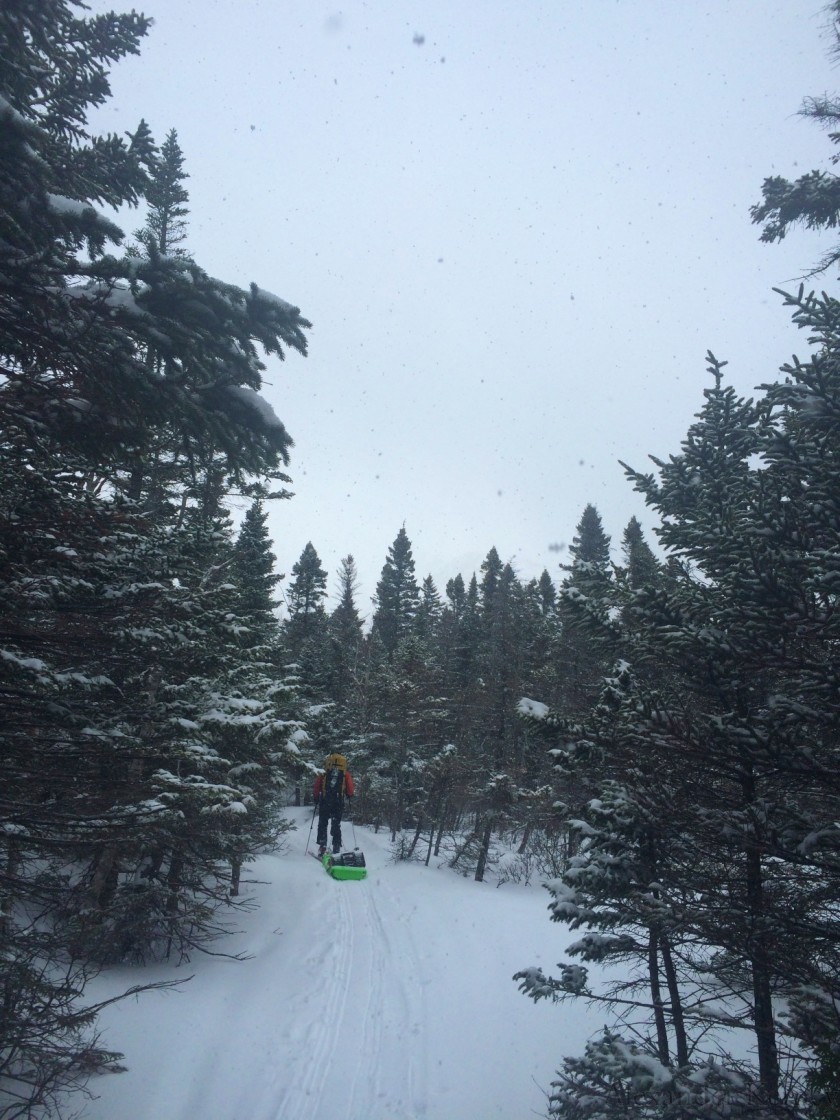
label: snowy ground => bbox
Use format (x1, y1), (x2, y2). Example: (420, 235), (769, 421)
(80, 807), (604, 1120)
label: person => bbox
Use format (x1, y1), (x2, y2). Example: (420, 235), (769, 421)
(313, 752), (355, 856)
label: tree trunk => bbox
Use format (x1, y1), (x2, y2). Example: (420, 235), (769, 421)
(474, 820), (493, 882)
(425, 824), (436, 866)
(434, 824), (444, 857)
(406, 815), (424, 859)
(739, 765), (779, 1100)
(166, 852), (183, 916)
(659, 933), (689, 1068)
(230, 855), (242, 897)
(163, 852), (184, 960)
(1, 838), (20, 939)
(89, 844), (119, 910)
(390, 780), (402, 843)
(746, 840), (779, 1098)
(647, 930), (670, 1066)
(434, 799), (449, 857)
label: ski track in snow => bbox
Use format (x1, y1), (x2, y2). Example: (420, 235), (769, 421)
(349, 870), (429, 1119)
(276, 877), (353, 1118)
(81, 807), (602, 1120)
(276, 854), (429, 1120)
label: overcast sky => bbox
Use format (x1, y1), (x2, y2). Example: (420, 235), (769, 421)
(90, 0), (838, 615)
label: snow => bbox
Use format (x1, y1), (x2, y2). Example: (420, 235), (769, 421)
(47, 193), (97, 217)
(60, 281), (149, 318)
(612, 1040), (671, 1087)
(0, 94), (37, 134)
(250, 285), (297, 314)
(222, 384), (286, 431)
(0, 649), (48, 672)
(80, 806), (604, 1120)
(517, 696), (550, 720)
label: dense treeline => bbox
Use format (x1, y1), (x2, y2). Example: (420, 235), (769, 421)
(281, 514), (630, 876)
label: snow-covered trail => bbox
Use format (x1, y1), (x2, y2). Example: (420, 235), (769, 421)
(270, 837), (430, 1120)
(82, 808), (602, 1120)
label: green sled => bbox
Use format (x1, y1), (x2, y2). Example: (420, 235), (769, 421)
(322, 851), (367, 881)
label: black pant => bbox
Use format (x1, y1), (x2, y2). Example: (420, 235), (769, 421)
(317, 802), (343, 852)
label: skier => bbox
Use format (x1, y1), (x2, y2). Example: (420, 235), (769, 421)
(314, 753), (355, 856)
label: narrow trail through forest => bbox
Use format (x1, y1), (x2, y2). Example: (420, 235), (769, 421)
(82, 808), (600, 1120)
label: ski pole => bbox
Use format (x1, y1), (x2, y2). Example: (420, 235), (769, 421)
(304, 799), (318, 855)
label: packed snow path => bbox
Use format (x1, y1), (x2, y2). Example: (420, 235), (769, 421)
(83, 808), (601, 1120)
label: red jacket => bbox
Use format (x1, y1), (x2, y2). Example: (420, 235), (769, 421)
(314, 769), (355, 802)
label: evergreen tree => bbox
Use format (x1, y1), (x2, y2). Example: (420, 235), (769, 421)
(0, 4), (156, 1106)
(554, 505), (617, 719)
(520, 341), (840, 1115)
(223, 500), (302, 891)
(0, 2), (311, 1107)
(371, 527), (420, 657)
(518, 572), (564, 772)
(535, 568), (557, 615)
(751, 3), (840, 278)
(441, 573), (482, 744)
(285, 542), (327, 620)
(415, 574), (444, 643)
(138, 128), (190, 256)
(326, 554), (364, 707)
(479, 545), (504, 608)
(283, 542), (328, 659)
(620, 516), (661, 591)
(476, 558), (525, 766)
(563, 503), (612, 600)
(231, 500), (282, 643)
(445, 572), (467, 616)
(365, 633), (450, 849)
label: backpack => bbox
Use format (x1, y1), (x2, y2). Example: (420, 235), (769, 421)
(322, 753), (347, 806)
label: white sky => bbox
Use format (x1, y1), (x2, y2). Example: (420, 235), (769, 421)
(89, 0), (838, 613)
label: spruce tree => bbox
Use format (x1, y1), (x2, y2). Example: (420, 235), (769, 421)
(563, 503), (612, 600)
(476, 557), (525, 765)
(371, 527), (420, 657)
(325, 554), (364, 707)
(367, 633), (449, 849)
(620, 516), (661, 591)
(415, 574), (444, 643)
(232, 500), (282, 643)
(751, 2), (840, 278)
(138, 128), (190, 256)
(283, 541), (328, 667)
(0, 2), (311, 1107)
(286, 541), (327, 615)
(554, 505), (617, 719)
(441, 573), (482, 746)
(520, 343), (840, 1115)
(0, 4), (156, 1106)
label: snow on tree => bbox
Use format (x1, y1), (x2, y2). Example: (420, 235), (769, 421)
(0, 1), (311, 1109)
(519, 343), (840, 1116)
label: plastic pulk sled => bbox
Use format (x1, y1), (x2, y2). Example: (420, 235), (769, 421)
(321, 849), (367, 881)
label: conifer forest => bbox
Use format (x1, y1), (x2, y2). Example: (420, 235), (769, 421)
(4, 2), (840, 1118)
